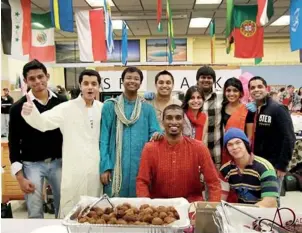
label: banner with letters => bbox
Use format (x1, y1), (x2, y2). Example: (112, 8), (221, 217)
(99, 69), (242, 92)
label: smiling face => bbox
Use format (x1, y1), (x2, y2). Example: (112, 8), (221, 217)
(197, 75), (214, 92)
(155, 74), (174, 97)
(225, 85), (241, 103)
(226, 138), (247, 160)
(80, 75), (100, 101)
(249, 79), (268, 101)
(24, 69), (49, 93)
(123, 72), (142, 93)
(162, 108), (184, 137)
(188, 91), (204, 110)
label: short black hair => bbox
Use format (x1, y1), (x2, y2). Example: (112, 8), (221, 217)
(155, 70), (174, 84)
(196, 66), (216, 82)
(248, 76), (267, 89)
(279, 87), (285, 92)
(287, 85), (294, 89)
(181, 86), (205, 111)
(162, 104), (184, 120)
(121, 66), (143, 82)
(23, 59), (47, 79)
(78, 69), (101, 85)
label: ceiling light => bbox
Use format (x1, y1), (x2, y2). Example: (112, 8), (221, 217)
(270, 15), (290, 26)
(189, 18), (211, 28)
(195, 0), (222, 4)
(85, 0), (114, 7)
(112, 20), (128, 30)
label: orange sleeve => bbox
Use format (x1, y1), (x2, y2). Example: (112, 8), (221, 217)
(136, 143), (154, 197)
(197, 143), (222, 202)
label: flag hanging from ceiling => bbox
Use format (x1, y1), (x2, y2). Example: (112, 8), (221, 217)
(50, 0), (74, 32)
(233, 5), (264, 59)
(1, 0), (31, 56)
(256, 0), (274, 26)
(103, 0), (114, 53)
(166, 0), (175, 64)
(30, 12), (55, 62)
(75, 9), (107, 62)
(225, 0), (234, 54)
(121, 21), (128, 65)
(157, 0), (162, 31)
(210, 19), (216, 64)
(290, 0), (302, 51)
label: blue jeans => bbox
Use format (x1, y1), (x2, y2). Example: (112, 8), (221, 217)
(23, 159), (62, 218)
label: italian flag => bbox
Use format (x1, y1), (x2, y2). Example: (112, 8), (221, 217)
(30, 12), (55, 62)
(75, 9), (107, 62)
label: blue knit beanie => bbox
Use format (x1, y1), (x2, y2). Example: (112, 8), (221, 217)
(223, 128), (249, 147)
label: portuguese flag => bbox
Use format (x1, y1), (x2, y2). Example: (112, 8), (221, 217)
(233, 5), (263, 58)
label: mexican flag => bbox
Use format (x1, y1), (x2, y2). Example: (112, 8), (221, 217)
(233, 5), (264, 59)
(29, 12), (55, 62)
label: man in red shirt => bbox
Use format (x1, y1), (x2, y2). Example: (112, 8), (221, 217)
(136, 104), (221, 202)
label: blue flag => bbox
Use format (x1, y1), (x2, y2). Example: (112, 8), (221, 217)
(121, 21), (128, 65)
(290, 0), (302, 51)
(50, 0), (74, 32)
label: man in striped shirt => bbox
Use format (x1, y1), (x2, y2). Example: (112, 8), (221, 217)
(220, 128), (279, 207)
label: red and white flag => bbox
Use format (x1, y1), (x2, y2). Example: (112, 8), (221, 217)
(75, 9), (107, 62)
(257, 0), (274, 26)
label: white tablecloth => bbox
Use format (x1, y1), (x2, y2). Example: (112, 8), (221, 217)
(1, 219), (64, 233)
(292, 114), (302, 133)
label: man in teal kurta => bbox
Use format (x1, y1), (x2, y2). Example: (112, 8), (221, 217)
(100, 67), (161, 197)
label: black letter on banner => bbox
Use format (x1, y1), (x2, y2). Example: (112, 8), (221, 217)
(215, 77), (222, 89)
(180, 77), (190, 89)
(103, 78), (111, 90)
(119, 78), (123, 90)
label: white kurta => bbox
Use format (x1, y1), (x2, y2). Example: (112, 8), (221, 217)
(22, 96), (103, 218)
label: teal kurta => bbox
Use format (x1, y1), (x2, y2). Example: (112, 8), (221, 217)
(100, 96), (161, 197)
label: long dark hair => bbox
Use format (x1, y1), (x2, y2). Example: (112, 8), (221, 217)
(181, 86), (205, 111)
(298, 87), (302, 96)
(223, 77), (244, 106)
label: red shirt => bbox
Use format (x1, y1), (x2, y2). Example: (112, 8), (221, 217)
(136, 136), (221, 202)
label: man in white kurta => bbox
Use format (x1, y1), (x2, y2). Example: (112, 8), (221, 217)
(21, 70), (103, 218)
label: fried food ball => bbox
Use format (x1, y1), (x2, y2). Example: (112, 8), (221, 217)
(137, 213), (145, 221)
(159, 212), (168, 219)
(140, 204), (150, 210)
(152, 217), (164, 225)
(123, 203), (132, 209)
(104, 207), (114, 214)
(78, 217), (87, 223)
(116, 210), (126, 218)
(123, 213), (138, 222)
(164, 216), (176, 224)
(101, 214), (110, 222)
(142, 214), (153, 223)
(174, 211), (180, 220)
(95, 208), (104, 216)
(167, 206), (176, 212)
(167, 212), (175, 217)
(143, 207), (153, 215)
(88, 218), (97, 224)
(108, 212), (116, 219)
(124, 209), (135, 215)
(107, 217), (117, 224)
(96, 218), (106, 224)
(152, 211), (159, 218)
(87, 211), (97, 218)
(116, 219), (128, 225)
(132, 207), (139, 214)
(156, 206), (168, 213)
(128, 221), (135, 225)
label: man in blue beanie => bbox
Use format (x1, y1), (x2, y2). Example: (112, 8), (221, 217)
(220, 128), (279, 208)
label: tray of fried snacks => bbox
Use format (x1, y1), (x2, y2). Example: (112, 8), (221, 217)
(62, 195), (191, 233)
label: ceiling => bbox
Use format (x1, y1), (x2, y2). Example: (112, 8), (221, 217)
(28, 0), (290, 40)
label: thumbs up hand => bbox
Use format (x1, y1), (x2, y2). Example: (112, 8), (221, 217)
(22, 94), (34, 116)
